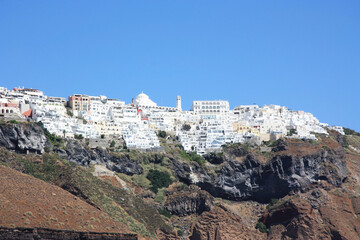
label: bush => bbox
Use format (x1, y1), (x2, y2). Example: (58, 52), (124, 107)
(255, 222), (268, 233)
(181, 124), (191, 131)
(287, 128), (297, 136)
(154, 189), (166, 203)
(8, 120), (19, 124)
(74, 134), (84, 140)
(343, 127), (360, 136)
(101, 134), (105, 139)
(188, 152), (206, 166)
(179, 150), (206, 166)
(266, 198), (279, 209)
(157, 131), (167, 138)
(66, 108), (73, 117)
(146, 170), (172, 193)
(158, 209), (171, 218)
(177, 229), (184, 236)
(110, 140), (116, 148)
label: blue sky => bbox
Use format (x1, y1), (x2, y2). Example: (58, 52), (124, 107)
(1, 1), (359, 131)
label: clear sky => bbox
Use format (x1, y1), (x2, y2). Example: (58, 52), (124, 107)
(1, 1), (359, 131)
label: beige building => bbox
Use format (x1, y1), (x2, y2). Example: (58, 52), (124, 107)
(68, 94), (90, 116)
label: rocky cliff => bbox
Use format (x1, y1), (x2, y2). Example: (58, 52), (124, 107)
(0, 122), (142, 175)
(55, 140), (143, 175)
(164, 186), (214, 216)
(189, 205), (264, 240)
(172, 137), (347, 202)
(0, 123), (50, 154)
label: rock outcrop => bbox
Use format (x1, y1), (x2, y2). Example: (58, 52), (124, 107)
(164, 186), (214, 216)
(57, 140), (143, 175)
(263, 189), (360, 240)
(190, 205), (264, 240)
(0, 123), (50, 154)
(0, 123), (142, 175)
(172, 140), (347, 202)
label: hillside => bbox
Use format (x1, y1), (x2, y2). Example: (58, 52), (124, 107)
(0, 164), (132, 233)
(0, 122), (359, 239)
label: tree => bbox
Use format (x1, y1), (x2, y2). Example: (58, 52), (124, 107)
(146, 170), (172, 193)
(255, 222), (268, 233)
(158, 130), (167, 138)
(287, 128), (297, 136)
(182, 124), (191, 131)
(110, 140), (116, 148)
(66, 107), (73, 117)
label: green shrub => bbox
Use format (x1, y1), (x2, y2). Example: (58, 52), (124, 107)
(154, 189), (166, 203)
(287, 128), (297, 136)
(266, 198), (279, 209)
(8, 120), (19, 124)
(157, 131), (167, 138)
(179, 150), (206, 166)
(188, 152), (205, 166)
(255, 222), (268, 233)
(181, 124), (191, 131)
(343, 127), (360, 136)
(74, 134), (84, 140)
(66, 108), (73, 117)
(146, 170), (172, 193)
(175, 144), (184, 150)
(177, 229), (184, 236)
(158, 209), (171, 218)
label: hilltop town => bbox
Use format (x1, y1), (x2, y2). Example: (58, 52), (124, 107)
(0, 86), (344, 155)
(0, 86), (359, 240)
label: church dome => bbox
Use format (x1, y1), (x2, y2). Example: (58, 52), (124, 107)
(134, 92), (157, 107)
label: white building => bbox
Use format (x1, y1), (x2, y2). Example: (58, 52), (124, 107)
(191, 100), (230, 119)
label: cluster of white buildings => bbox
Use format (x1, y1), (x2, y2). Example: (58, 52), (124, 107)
(0, 86), (343, 154)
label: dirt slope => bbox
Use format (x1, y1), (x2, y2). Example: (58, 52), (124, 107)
(0, 165), (132, 234)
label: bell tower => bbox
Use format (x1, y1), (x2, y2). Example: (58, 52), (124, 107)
(176, 96), (182, 112)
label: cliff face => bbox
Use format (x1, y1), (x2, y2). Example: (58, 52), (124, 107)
(172, 139), (347, 202)
(164, 186), (214, 216)
(189, 205), (264, 240)
(0, 123), (142, 175)
(262, 189), (360, 240)
(56, 140), (143, 175)
(0, 123), (50, 154)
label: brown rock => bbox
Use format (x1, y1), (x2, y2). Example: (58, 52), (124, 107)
(190, 205), (265, 240)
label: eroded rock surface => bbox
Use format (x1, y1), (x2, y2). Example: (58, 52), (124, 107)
(263, 189), (360, 240)
(164, 186), (214, 216)
(190, 205), (265, 240)
(0, 123), (50, 153)
(172, 140), (347, 202)
(57, 140), (143, 175)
